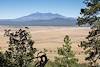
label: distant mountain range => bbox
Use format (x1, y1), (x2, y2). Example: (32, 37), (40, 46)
(0, 12), (77, 26)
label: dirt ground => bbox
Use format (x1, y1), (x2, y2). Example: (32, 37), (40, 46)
(0, 26), (90, 63)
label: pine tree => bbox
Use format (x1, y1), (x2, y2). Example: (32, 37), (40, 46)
(54, 35), (78, 67)
(77, 0), (100, 66)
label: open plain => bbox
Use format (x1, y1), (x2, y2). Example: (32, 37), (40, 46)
(0, 26), (90, 63)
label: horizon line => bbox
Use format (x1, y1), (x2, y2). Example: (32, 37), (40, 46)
(0, 12), (77, 19)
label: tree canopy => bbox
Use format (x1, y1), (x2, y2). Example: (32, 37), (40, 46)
(77, 0), (100, 66)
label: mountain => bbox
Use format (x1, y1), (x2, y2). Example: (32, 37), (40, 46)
(16, 12), (66, 21)
(0, 12), (77, 26)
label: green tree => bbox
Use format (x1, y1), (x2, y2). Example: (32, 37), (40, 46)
(54, 35), (78, 67)
(77, 0), (100, 66)
(0, 52), (14, 67)
(3, 29), (37, 67)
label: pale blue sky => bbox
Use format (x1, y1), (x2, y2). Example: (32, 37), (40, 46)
(0, 0), (84, 19)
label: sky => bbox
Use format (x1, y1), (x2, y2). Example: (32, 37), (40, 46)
(0, 0), (85, 19)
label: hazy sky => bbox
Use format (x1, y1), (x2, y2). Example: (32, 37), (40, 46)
(0, 0), (85, 19)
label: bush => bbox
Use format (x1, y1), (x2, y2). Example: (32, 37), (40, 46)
(0, 29), (37, 67)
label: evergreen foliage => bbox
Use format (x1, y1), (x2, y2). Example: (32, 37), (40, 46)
(77, 0), (100, 66)
(0, 29), (37, 67)
(54, 35), (78, 67)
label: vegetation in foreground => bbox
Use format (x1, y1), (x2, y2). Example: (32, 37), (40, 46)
(78, 0), (100, 67)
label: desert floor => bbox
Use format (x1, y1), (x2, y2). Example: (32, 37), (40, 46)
(0, 26), (90, 63)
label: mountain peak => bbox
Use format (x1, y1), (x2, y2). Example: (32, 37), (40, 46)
(16, 12), (67, 21)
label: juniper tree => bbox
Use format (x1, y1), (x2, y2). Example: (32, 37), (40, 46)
(4, 29), (37, 67)
(54, 35), (78, 67)
(77, 0), (100, 66)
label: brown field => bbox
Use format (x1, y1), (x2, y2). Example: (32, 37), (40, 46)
(0, 26), (90, 63)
